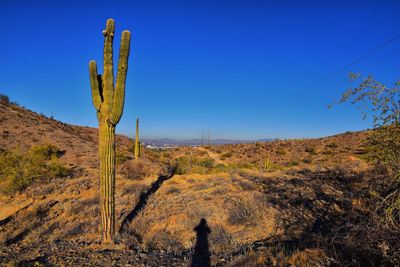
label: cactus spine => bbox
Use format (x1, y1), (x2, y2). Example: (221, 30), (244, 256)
(89, 19), (131, 243)
(135, 118), (140, 159)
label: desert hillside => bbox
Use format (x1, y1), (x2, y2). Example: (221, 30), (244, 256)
(0, 102), (394, 266)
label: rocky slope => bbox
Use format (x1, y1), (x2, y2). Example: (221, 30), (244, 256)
(1, 101), (388, 266)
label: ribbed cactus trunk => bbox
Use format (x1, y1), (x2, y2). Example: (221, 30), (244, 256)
(98, 122), (116, 241)
(135, 118), (140, 160)
(89, 19), (131, 243)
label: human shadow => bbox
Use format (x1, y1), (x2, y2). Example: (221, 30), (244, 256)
(119, 171), (175, 234)
(191, 218), (211, 267)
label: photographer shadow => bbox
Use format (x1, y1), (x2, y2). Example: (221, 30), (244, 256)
(191, 218), (211, 267)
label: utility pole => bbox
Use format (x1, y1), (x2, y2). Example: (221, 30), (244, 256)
(201, 130), (204, 146)
(207, 129), (210, 145)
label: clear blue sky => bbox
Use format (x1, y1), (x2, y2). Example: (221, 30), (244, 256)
(1, 0), (399, 140)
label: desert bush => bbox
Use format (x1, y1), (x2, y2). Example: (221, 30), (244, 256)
(276, 147), (286, 156)
(227, 251), (266, 267)
(214, 163), (228, 172)
(175, 156), (191, 174)
(146, 230), (184, 253)
(121, 158), (169, 179)
(0, 145), (70, 195)
(262, 157), (274, 172)
(176, 156), (220, 174)
(30, 144), (63, 160)
(326, 142), (337, 149)
(116, 151), (130, 164)
(221, 152), (233, 160)
(336, 74), (400, 224)
(0, 93), (10, 105)
(199, 158), (215, 169)
(47, 160), (71, 177)
(305, 146), (317, 155)
(322, 149), (334, 155)
(166, 186), (181, 194)
(209, 224), (233, 252)
(227, 200), (256, 225)
(122, 161), (147, 180)
(237, 180), (257, 191)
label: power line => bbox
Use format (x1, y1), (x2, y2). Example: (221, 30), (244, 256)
(310, 33), (400, 88)
(213, 33), (400, 138)
(211, 8), (400, 138)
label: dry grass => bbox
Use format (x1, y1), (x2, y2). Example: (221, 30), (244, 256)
(2, 102), (397, 266)
(127, 173), (277, 253)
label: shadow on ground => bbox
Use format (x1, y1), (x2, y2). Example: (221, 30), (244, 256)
(191, 218), (211, 267)
(119, 170), (176, 234)
(231, 168), (394, 266)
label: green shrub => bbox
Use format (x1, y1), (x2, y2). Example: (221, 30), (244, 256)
(175, 156), (222, 174)
(175, 156), (190, 175)
(214, 163), (228, 172)
(0, 145), (70, 195)
(335, 74), (400, 224)
(29, 144), (63, 160)
(237, 162), (257, 170)
(263, 157), (274, 172)
(47, 160), (71, 177)
(199, 158), (215, 168)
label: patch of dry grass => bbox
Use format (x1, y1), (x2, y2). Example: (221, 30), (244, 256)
(127, 173), (277, 253)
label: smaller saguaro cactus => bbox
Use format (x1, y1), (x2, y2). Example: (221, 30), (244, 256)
(134, 118), (140, 159)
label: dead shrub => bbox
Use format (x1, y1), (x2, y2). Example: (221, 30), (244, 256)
(121, 160), (148, 180)
(146, 229), (184, 253)
(227, 200), (257, 226)
(57, 222), (86, 239)
(209, 224), (233, 252)
(287, 248), (328, 267)
(227, 251), (266, 267)
(121, 183), (147, 197)
(166, 186), (181, 194)
(237, 180), (257, 191)
(121, 158), (168, 180)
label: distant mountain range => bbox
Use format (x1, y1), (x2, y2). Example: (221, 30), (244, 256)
(141, 137), (273, 146)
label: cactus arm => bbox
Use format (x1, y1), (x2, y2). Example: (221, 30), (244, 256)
(102, 19), (115, 113)
(89, 60), (102, 111)
(111, 30), (131, 124)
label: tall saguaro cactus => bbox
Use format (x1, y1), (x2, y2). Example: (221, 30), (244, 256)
(89, 19), (131, 243)
(135, 118), (140, 159)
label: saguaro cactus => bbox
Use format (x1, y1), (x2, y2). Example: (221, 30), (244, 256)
(134, 118), (140, 159)
(89, 19), (131, 243)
